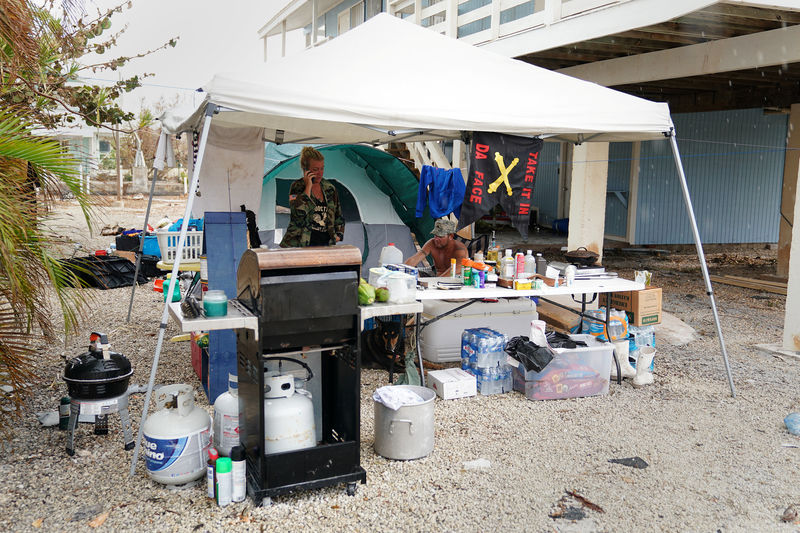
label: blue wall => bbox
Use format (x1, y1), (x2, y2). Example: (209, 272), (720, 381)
(533, 141), (560, 226)
(635, 108), (787, 245)
(605, 142), (632, 238)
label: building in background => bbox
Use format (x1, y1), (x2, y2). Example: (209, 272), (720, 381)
(258, 1), (800, 275)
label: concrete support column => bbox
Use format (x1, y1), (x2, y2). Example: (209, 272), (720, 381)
(567, 142), (609, 263)
(784, 138), (800, 351)
(778, 103), (800, 277)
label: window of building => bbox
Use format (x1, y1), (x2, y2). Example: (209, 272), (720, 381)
(457, 16), (490, 37)
(99, 140), (111, 153)
(421, 10), (445, 27)
(458, 0), (491, 16)
(500, 0), (538, 23)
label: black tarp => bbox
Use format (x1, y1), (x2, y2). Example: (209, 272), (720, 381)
(60, 255), (151, 289)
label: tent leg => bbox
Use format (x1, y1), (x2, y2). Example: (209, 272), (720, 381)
(129, 104), (216, 478)
(668, 135), (736, 397)
(127, 167), (159, 323)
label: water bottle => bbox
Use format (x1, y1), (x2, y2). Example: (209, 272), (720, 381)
(379, 243), (403, 266)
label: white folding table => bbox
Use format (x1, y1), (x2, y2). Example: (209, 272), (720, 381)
(413, 277), (645, 385)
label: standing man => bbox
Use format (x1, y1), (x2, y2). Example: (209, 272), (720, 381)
(404, 219), (468, 276)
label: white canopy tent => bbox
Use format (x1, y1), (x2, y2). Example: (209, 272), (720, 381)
(130, 13), (734, 476)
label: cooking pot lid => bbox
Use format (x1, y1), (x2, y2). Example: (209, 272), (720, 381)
(64, 351), (132, 382)
(564, 247), (598, 258)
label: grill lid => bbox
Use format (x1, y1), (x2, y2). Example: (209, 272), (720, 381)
(64, 333), (132, 383)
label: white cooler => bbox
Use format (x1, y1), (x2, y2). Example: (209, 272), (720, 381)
(420, 298), (537, 363)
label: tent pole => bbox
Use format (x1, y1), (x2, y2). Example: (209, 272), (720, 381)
(126, 166), (159, 323)
(668, 134), (736, 397)
(129, 104), (217, 478)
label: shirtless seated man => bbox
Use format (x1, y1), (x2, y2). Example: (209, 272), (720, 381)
(404, 219), (468, 276)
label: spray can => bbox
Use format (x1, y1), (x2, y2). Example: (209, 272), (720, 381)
(215, 457), (232, 506)
(230, 445), (246, 503)
(207, 447), (219, 499)
(59, 397), (71, 430)
(450, 257), (457, 277)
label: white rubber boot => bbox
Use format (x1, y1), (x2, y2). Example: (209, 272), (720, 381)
(632, 346), (655, 387)
(611, 340), (636, 379)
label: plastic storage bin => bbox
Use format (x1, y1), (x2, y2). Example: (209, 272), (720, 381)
(156, 229), (203, 264)
(513, 334), (613, 400)
(419, 298), (537, 363)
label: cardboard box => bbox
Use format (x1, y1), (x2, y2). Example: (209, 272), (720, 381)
(427, 368), (477, 399)
(601, 287), (662, 326)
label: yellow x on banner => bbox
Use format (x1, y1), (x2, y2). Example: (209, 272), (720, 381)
(487, 152), (518, 196)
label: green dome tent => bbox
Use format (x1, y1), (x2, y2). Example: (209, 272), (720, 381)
(259, 144), (434, 275)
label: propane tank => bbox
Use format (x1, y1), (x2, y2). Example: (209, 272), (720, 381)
(263, 373), (316, 455)
(213, 373), (239, 457)
(143, 384), (211, 486)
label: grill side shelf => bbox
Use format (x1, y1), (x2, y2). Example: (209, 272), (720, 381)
(167, 299), (259, 339)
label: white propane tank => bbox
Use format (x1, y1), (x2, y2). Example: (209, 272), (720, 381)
(143, 384), (211, 486)
(213, 373), (239, 457)
(263, 373), (316, 455)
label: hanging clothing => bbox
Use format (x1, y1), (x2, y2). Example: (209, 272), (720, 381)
(415, 165), (466, 219)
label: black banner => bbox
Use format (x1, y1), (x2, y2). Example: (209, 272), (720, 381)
(457, 132), (543, 239)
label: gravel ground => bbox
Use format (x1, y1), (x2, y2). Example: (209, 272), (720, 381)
(0, 198), (798, 533)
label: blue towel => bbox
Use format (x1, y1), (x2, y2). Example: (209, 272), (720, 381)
(415, 165), (466, 219)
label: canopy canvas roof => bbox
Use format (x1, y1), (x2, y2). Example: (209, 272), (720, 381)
(161, 13), (673, 145)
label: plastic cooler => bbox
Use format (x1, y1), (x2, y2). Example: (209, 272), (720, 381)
(419, 298), (537, 363)
(512, 334), (613, 400)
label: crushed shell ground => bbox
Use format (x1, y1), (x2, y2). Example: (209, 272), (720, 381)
(0, 198), (798, 533)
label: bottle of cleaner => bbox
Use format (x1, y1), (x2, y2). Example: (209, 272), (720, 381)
(500, 249), (515, 280)
(536, 253), (547, 275)
(524, 250), (536, 275)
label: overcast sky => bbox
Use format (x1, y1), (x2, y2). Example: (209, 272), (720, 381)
(82, 0), (304, 114)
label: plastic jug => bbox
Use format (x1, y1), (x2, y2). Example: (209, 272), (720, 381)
(386, 272), (415, 303)
(379, 243), (403, 266)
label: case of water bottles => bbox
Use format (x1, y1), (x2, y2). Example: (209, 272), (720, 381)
(461, 328), (513, 396)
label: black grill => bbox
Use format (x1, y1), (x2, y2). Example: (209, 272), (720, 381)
(235, 246), (366, 501)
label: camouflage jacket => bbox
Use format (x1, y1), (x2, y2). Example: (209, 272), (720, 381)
(279, 178), (344, 247)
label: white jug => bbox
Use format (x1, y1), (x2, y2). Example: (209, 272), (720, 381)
(386, 273), (415, 303)
(379, 243), (403, 266)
